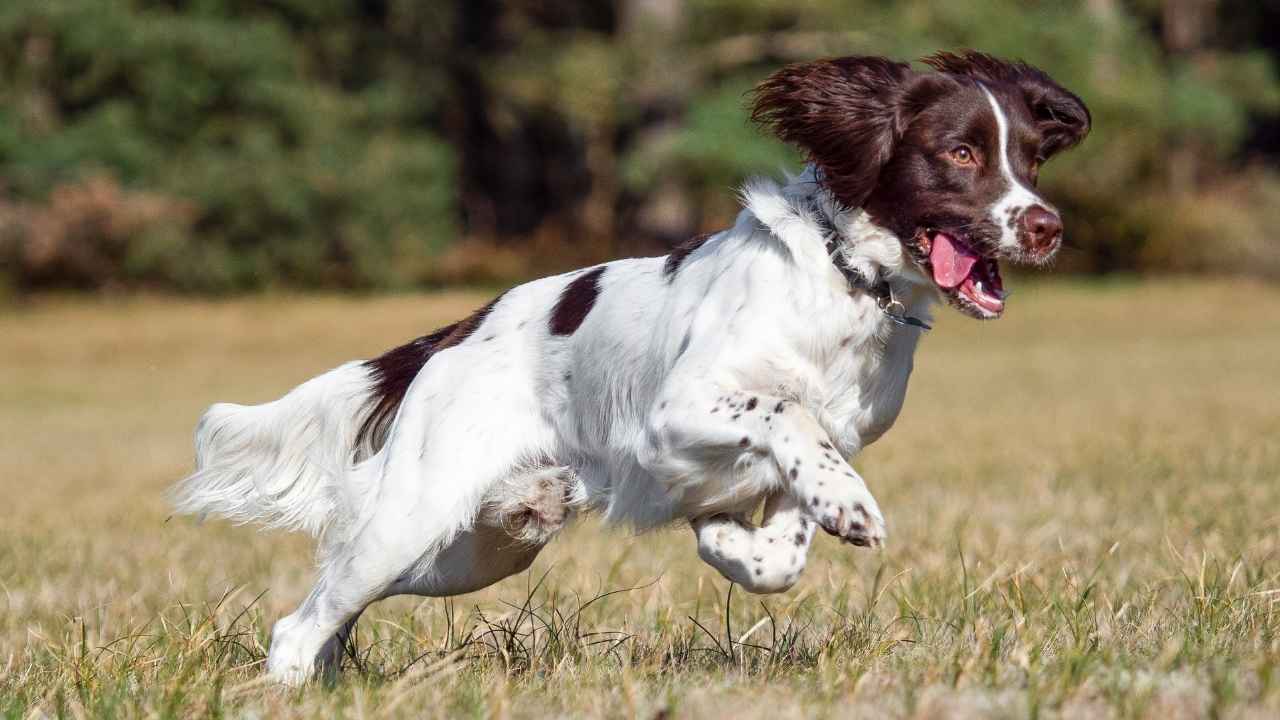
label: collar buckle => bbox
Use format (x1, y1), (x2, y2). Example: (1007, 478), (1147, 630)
(814, 201), (932, 333)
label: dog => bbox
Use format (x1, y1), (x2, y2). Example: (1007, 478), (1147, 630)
(171, 51), (1090, 685)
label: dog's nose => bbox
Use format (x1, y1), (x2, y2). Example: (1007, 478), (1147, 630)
(1020, 205), (1062, 254)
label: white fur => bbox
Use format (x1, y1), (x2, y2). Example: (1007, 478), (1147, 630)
(172, 165), (936, 684)
(981, 85), (1051, 250)
(173, 361), (372, 539)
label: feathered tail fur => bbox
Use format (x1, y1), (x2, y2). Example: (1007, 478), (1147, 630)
(169, 361), (376, 540)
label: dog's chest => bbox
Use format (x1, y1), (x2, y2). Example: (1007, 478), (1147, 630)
(811, 307), (924, 453)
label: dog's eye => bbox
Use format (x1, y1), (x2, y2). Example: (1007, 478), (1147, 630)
(950, 146), (976, 165)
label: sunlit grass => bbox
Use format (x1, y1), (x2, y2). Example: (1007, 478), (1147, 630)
(2, 279), (1279, 718)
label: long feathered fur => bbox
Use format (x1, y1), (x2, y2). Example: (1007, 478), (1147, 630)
(169, 360), (374, 539)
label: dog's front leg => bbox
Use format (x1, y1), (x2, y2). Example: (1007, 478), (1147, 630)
(641, 387), (886, 547)
(692, 492), (815, 593)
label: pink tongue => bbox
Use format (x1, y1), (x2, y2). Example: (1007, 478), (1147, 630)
(929, 233), (979, 289)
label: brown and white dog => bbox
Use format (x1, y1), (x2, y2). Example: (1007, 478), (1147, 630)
(172, 51), (1089, 684)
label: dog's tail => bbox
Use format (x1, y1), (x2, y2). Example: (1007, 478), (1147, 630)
(169, 360), (376, 538)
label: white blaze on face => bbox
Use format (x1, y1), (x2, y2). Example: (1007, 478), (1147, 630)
(981, 85), (1049, 250)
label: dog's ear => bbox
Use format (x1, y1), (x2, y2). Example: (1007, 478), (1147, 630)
(751, 56), (922, 209)
(1015, 70), (1091, 159)
(922, 51), (1090, 159)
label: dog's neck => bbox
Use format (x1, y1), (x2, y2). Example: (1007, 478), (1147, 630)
(740, 165), (935, 323)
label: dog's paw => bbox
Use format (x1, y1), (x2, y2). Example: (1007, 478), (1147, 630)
(793, 461), (886, 548)
(486, 465), (575, 545)
(809, 493), (886, 547)
(266, 615), (318, 686)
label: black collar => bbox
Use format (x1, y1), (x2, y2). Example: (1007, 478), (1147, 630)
(810, 202), (932, 331)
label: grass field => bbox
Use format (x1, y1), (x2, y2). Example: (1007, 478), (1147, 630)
(3, 279), (1279, 719)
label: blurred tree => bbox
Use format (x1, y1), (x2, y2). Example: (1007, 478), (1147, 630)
(0, 0), (1277, 292)
(0, 0), (457, 291)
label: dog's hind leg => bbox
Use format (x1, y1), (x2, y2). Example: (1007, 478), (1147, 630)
(316, 612), (362, 682)
(692, 492), (815, 594)
(312, 468), (571, 683)
(266, 462), (571, 686)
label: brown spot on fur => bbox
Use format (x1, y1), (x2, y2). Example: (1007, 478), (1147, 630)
(663, 233), (712, 280)
(356, 293), (507, 455)
(550, 266), (606, 336)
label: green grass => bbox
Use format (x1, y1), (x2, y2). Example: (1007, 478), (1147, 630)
(2, 279), (1279, 718)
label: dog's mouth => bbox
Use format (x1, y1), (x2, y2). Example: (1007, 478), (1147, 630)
(916, 230), (1005, 319)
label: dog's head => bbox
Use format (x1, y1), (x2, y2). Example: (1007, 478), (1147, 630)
(752, 51), (1090, 319)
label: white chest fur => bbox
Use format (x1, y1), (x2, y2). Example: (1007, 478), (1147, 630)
(736, 169), (935, 455)
(553, 167), (935, 527)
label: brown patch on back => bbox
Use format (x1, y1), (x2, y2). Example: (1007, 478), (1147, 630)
(663, 233), (712, 280)
(355, 293), (505, 455)
(549, 266), (605, 336)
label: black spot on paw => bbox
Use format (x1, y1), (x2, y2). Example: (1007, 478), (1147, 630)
(794, 532), (805, 546)
(739, 436), (750, 448)
(774, 401), (786, 413)
(745, 397), (758, 411)
(789, 468), (798, 480)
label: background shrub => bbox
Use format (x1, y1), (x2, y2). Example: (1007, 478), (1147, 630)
(0, 0), (1277, 292)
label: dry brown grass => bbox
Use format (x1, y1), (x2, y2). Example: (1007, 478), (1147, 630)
(3, 279), (1279, 718)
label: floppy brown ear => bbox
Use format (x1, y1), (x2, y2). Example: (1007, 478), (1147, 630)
(750, 56), (919, 209)
(1016, 73), (1090, 159)
(922, 51), (1090, 159)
